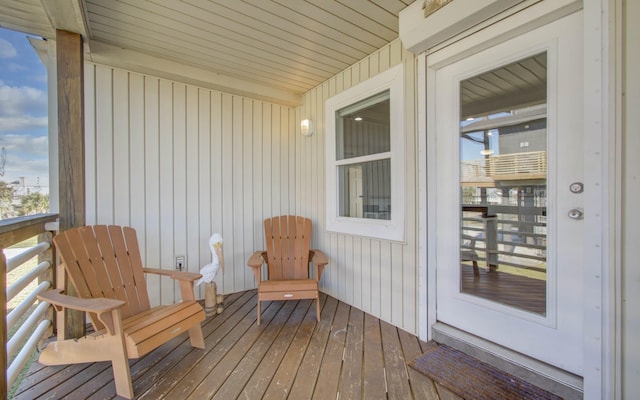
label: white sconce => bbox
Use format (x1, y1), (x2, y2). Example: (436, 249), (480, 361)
(301, 119), (313, 137)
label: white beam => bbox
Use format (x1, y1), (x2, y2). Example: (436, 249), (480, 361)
(40, 0), (88, 36)
(40, 0), (91, 53)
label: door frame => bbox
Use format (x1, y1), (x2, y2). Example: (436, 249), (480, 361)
(415, 1), (619, 397)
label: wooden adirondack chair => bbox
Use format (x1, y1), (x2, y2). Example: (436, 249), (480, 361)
(37, 225), (205, 399)
(247, 215), (328, 324)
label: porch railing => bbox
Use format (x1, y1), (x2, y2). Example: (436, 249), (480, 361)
(462, 151), (547, 185)
(1, 214), (58, 398)
(461, 206), (546, 274)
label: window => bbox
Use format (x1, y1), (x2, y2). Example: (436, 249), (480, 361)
(325, 64), (404, 241)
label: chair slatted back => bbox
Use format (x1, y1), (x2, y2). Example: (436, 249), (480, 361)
(264, 216), (312, 280)
(54, 225), (151, 330)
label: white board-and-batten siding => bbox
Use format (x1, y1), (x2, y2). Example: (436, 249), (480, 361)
(83, 38), (419, 335)
(297, 39), (419, 334)
(84, 63), (297, 306)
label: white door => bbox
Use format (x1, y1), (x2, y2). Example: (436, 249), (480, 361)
(431, 12), (584, 375)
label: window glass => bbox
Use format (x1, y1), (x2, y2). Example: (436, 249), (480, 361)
(336, 91), (390, 160)
(325, 64), (404, 241)
(338, 159), (391, 220)
(459, 52), (548, 315)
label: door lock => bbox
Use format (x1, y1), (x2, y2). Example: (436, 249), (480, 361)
(569, 182), (584, 194)
(568, 208), (584, 220)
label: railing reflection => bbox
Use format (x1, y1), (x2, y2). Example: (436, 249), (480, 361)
(461, 205), (546, 275)
(462, 151), (547, 185)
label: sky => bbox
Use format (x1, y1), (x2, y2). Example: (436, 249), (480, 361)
(0, 27), (49, 195)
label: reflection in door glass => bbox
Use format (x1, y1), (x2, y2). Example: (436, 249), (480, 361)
(459, 52), (547, 315)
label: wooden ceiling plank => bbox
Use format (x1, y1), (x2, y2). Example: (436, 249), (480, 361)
(462, 79), (495, 97)
(1, 0), (408, 100)
(0, 16), (53, 38)
(88, 0), (351, 70)
(86, 2), (339, 80)
(180, 0), (369, 62)
(0, 0), (54, 38)
(482, 72), (518, 92)
(492, 68), (530, 91)
(87, 12), (327, 87)
(505, 64), (540, 88)
(100, 0), (350, 73)
(89, 27), (313, 93)
(313, 0), (398, 39)
(462, 87), (547, 119)
(226, 0), (376, 55)
(518, 57), (547, 83)
(1, 0), (46, 15)
(336, 0), (399, 32)
(370, 0), (411, 15)
(88, 41), (303, 106)
(273, 0), (391, 49)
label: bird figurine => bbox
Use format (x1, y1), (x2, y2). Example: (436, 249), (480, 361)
(198, 234), (224, 315)
(197, 233), (224, 285)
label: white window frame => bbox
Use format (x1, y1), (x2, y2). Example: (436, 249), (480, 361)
(325, 64), (405, 241)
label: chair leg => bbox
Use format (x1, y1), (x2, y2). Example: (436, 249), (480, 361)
(257, 299), (261, 325)
(111, 337), (133, 399)
(316, 297), (321, 322)
(188, 325), (205, 349)
(473, 261), (480, 278)
(99, 309), (133, 399)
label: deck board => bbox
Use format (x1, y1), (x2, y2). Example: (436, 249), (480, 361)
(339, 307), (364, 400)
(398, 329), (441, 399)
(287, 295), (338, 399)
(239, 299), (313, 399)
(363, 313), (387, 398)
(261, 298), (321, 400)
(14, 290), (461, 400)
(313, 300), (350, 400)
(381, 319), (413, 399)
(139, 291), (255, 399)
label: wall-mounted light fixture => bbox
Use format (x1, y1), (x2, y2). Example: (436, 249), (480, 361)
(301, 118), (313, 136)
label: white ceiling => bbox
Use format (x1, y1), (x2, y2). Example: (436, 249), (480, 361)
(0, 0), (412, 105)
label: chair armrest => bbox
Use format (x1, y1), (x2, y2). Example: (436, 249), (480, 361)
(309, 250), (328, 266)
(143, 267), (202, 282)
(144, 268), (202, 302)
(247, 251), (267, 268)
(38, 289), (125, 336)
(247, 251), (267, 284)
(38, 289), (125, 314)
(309, 250), (329, 281)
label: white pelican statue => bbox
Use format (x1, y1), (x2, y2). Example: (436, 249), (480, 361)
(197, 233), (224, 285)
(198, 233), (224, 315)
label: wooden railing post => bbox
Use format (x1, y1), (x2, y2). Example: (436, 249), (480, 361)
(484, 215), (499, 271)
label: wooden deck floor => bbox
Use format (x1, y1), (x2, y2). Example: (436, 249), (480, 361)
(461, 264), (547, 315)
(14, 290), (461, 400)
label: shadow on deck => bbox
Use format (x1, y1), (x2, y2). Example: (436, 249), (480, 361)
(14, 290), (461, 399)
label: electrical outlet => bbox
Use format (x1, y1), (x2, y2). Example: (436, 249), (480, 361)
(175, 255), (185, 271)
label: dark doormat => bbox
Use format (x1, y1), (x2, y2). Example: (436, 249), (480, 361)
(408, 342), (563, 400)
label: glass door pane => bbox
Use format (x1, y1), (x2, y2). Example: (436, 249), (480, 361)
(459, 52), (548, 315)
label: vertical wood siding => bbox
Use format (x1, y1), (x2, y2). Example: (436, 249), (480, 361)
(84, 64), (297, 304)
(83, 37), (418, 335)
(296, 39), (419, 334)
